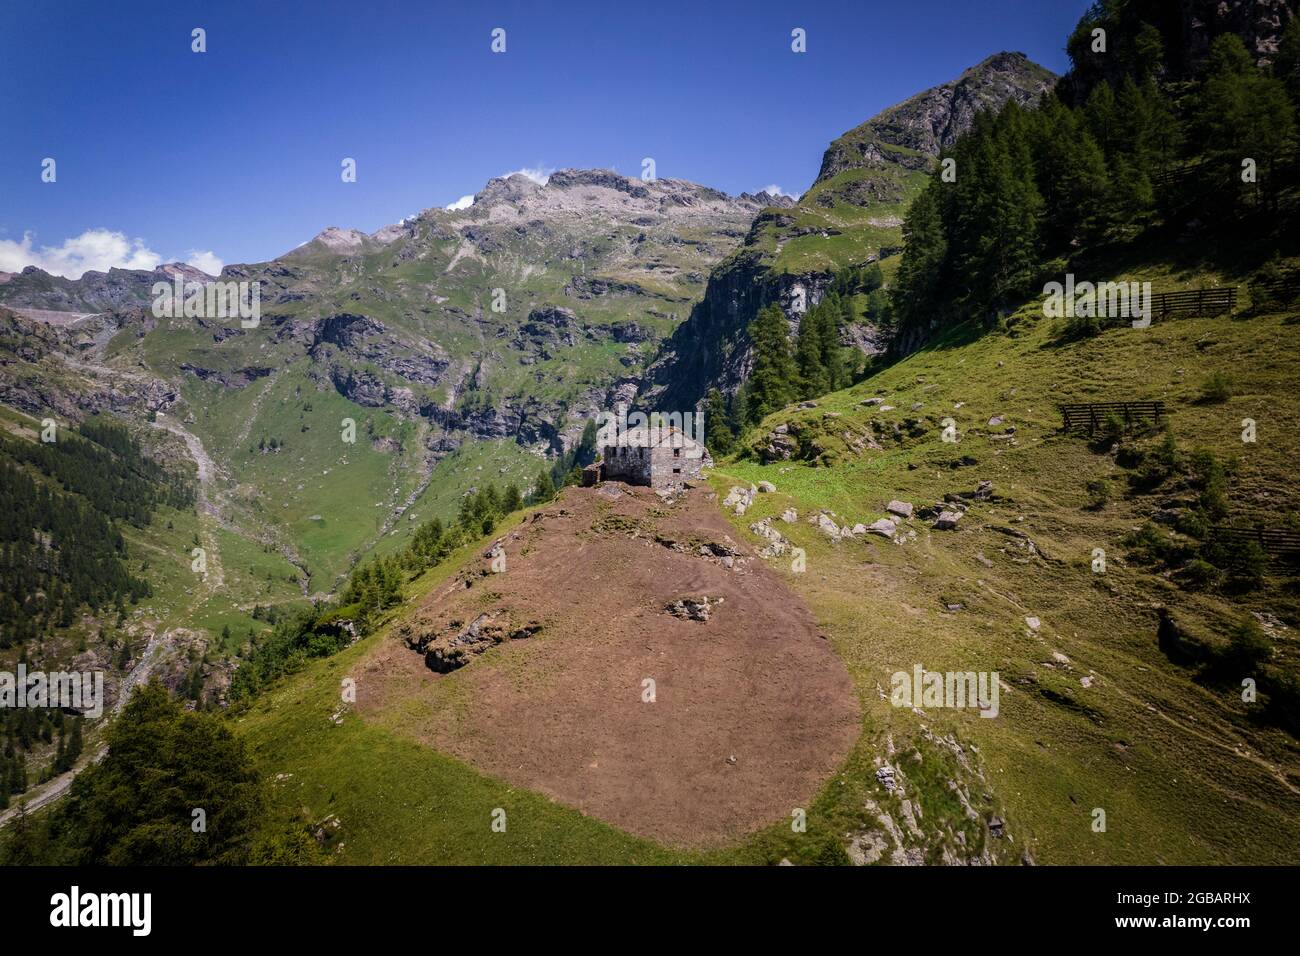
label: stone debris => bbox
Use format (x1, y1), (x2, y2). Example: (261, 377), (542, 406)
(722, 485), (756, 515)
(666, 595), (723, 622)
(749, 517), (794, 558)
(401, 612), (541, 673)
(876, 765), (898, 792)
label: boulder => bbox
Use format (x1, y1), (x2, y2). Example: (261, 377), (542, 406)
(933, 511), (962, 530)
(756, 480), (776, 493)
(812, 513), (842, 540)
(886, 500), (914, 519)
(866, 518), (897, 538)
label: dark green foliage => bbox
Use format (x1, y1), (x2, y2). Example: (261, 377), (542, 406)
(1223, 618), (1273, 673)
(1194, 35), (1296, 213)
(0, 419), (191, 648)
(703, 388), (736, 455)
(502, 483), (523, 513)
(892, 29), (1296, 354)
(1084, 478), (1110, 511)
(546, 418), (599, 493)
(1197, 371), (1236, 404)
(530, 469), (556, 504)
(4, 682), (263, 865)
(745, 305), (798, 424)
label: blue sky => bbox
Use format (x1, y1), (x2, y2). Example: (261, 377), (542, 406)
(0, 0), (1091, 275)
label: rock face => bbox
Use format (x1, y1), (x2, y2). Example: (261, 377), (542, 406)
(648, 53), (1056, 410)
(816, 52), (1056, 182)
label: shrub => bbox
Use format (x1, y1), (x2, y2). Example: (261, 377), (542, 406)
(1124, 522), (1195, 566)
(1177, 558), (1222, 590)
(1197, 371), (1236, 404)
(1221, 618), (1272, 673)
(1085, 478), (1111, 510)
(1189, 448), (1229, 520)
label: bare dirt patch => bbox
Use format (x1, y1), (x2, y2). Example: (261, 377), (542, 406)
(355, 482), (860, 848)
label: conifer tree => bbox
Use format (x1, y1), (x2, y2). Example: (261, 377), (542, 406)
(745, 305), (798, 424)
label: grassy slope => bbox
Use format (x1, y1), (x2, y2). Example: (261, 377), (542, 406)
(236, 255), (1300, 865)
(716, 268), (1300, 864)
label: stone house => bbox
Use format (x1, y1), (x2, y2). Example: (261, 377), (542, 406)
(598, 425), (708, 489)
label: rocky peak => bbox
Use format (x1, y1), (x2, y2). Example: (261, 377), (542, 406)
(300, 226), (370, 254)
(816, 52), (1057, 183)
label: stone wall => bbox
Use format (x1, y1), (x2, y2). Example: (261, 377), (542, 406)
(601, 441), (704, 488)
(602, 444), (653, 485)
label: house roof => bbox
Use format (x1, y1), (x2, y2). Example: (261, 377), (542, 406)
(604, 425), (704, 450)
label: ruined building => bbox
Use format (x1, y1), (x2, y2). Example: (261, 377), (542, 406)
(594, 425), (709, 489)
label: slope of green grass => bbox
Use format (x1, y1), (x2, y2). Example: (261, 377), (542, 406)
(712, 271), (1300, 864)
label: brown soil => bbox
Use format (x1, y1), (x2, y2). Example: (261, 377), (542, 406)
(354, 482), (860, 849)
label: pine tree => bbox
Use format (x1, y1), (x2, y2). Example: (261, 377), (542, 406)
(794, 306), (830, 399)
(745, 305), (798, 424)
(703, 388), (735, 455)
(892, 181), (948, 339)
(1196, 34), (1297, 212)
(502, 483), (523, 512)
(531, 470), (556, 504)
(1032, 96), (1110, 250)
(1277, 15), (1300, 105)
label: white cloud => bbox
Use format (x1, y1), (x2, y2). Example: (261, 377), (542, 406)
(757, 184), (800, 199)
(503, 166), (553, 185)
(185, 250), (223, 275)
(445, 195), (475, 211)
(0, 229), (163, 279)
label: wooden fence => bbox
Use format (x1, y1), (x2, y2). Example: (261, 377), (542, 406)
(1250, 275), (1300, 308)
(1149, 287), (1237, 319)
(1207, 526), (1300, 565)
(1060, 401), (1166, 435)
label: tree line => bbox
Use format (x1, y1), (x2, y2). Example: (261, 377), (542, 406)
(891, 24), (1299, 349)
(704, 263), (886, 449)
(0, 417), (192, 648)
